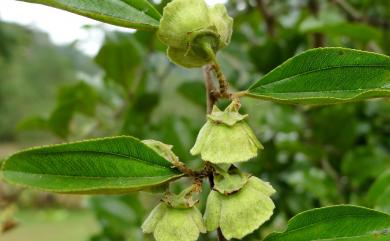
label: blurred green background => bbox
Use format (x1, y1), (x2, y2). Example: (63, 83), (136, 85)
(0, 0), (389, 240)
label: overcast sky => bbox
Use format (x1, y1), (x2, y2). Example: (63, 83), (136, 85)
(0, 0), (226, 55)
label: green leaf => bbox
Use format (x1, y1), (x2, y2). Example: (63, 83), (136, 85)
(300, 17), (382, 43)
(16, 81), (99, 138)
(121, 93), (160, 136)
(341, 146), (390, 187)
(95, 33), (143, 89)
(264, 205), (390, 241)
(49, 81), (99, 138)
(88, 194), (143, 230)
(246, 47), (390, 105)
(367, 170), (390, 213)
(249, 40), (285, 74)
(177, 81), (206, 107)
(19, 0), (161, 31)
(17, 116), (49, 131)
(1, 136), (183, 194)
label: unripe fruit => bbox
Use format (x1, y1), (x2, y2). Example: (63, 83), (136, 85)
(158, 0), (233, 68)
(204, 176), (276, 240)
(190, 102), (263, 164)
(142, 203), (206, 241)
(142, 190), (205, 241)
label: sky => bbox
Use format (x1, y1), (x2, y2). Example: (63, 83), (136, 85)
(0, 0), (226, 56)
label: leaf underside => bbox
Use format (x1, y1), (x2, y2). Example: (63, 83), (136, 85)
(1, 136), (183, 194)
(264, 205), (390, 241)
(18, 0), (161, 31)
(247, 47), (390, 105)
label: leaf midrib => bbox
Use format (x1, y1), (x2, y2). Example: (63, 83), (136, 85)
(251, 87), (390, 95)
(7, 149), (174, 175)
(251, 64), (390, 90)
(265, 213), (389, 241)
(4, 170), (179, 179)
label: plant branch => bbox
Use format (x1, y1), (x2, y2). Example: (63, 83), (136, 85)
(217, 228), (228, 241)
(172, 159), (196, 176)
(308, 0), (325, 47)
(202, 43), (230, 98)
(203, 65), (218, 114)
(211, 62), (229, 98)
(320, 158), (346, 203)
(331, 0), (361, 21)
(255, 0), (276, 37)
(331, 0), (389, 28)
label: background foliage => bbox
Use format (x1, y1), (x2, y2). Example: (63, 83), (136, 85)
(0, 0), (389, 240)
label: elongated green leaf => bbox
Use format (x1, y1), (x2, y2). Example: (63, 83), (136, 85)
(177, 81), (207, 107)
(95, 32), (143, 89)
(341, 146), (390, 187)
(247, 48), (390, 105)
(300, 17), (382, 43)
(19, 0), (161, 31)
(0, 136), (183, 194)
(264, 205), (390, 241)
(49, 81), (99, 138)
(367, 170), (390, 213)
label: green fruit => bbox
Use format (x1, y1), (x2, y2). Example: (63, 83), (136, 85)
(209, 4), (233, 48)
(204, 176), (276, 240)
(190, 103), (263, 164)
(167, 46), (212, 68)
(158, 0), (233, 68)
(158, 0), (210, 49)
(142, 203), (206, 241)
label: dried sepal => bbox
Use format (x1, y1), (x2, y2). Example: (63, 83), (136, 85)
(207, 105), (247, 126)
(142, 139), (179, 164)
(162, 189), (199, 209)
